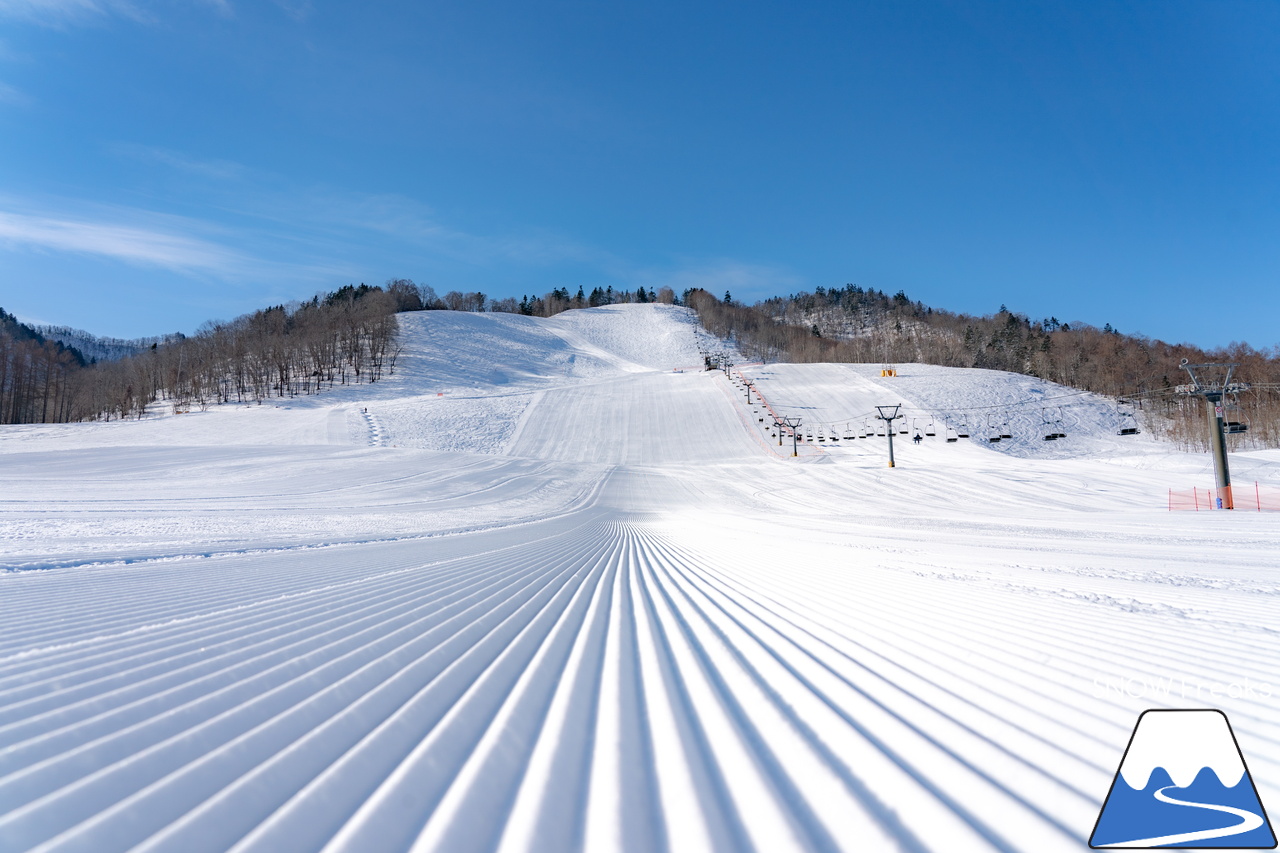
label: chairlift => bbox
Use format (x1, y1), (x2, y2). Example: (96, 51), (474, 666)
(1117, 400), (1140, 436)
(843, 422), (855, 441)
(945, 421), (958, 443)
(924, 418), (936, 437)
(1226, 421), (1249, 434)
(956, 418), (969, 439)
(999, 412), (1012, 440)
(1040, 407), (1061, 440)
(983, 412), (1003, 440)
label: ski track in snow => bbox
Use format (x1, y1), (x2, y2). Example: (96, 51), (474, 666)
(2, 304), (1280, 852)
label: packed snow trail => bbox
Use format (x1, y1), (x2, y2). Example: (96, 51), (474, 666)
(3, 305), (1280, 852)
(0, 473), (1080, 852)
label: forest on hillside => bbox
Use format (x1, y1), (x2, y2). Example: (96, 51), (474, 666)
(682, 286), (1280, 451)
(1, 284), (408, 424)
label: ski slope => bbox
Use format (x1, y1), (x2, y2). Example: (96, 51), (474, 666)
(3, 304), (1280, 853)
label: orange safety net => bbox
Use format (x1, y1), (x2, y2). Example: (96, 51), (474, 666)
(1168, 483), (1280, 511)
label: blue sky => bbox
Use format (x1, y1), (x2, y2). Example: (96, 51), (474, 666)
(1, 0), (1277, 347)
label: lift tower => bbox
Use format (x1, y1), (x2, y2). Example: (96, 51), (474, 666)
(875, 405), (902, 468)
(783, 417), (802, 458)
(1177, 359), (1248, 509)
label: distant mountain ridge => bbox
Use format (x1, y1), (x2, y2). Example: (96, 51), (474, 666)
(34, 324), (183, 364)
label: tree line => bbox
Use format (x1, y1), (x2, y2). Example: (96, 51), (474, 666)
(389, 279), (679, 318)
(87, 283), (410, 420)
(0, 308), (87, 425)
(684, 286), (1280, 451)
(1, 283), (413, 423)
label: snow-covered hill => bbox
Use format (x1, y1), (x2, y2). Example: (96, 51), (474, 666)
(2, 304), (1279, 853)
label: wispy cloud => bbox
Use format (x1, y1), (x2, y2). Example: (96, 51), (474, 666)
(200, 0), (233, 17)
(0, 208), (249, 272)
(223, 186), (624, 272)
(0, 37), (31, 61)
(0, 0), (299, 25)
(0, 81), (29, 105)
(0, 192), (362, 293)
(98, 143), (637, 277)
(238, 187), (800, 296)
(112, 142), (247, 180)
(0, 169), (800, 310)
(641, 259), (802, 298)
(0, 0), (148, 26)
(272, 0), (310, 22)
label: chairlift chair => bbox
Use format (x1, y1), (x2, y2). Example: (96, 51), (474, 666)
(924, 418), (936, 437)
(986, 413), (1001, 443)
(956, 418), (969, 438)
(1117, 400), (1140, 436)
(945, 422), (958, 443)
(999, 412), (1012, 440)
(843, 423), (855, 441)
(1040, 408), (1059, 441)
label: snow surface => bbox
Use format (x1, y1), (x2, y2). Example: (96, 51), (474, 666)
(3, 303), (1280, 852)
